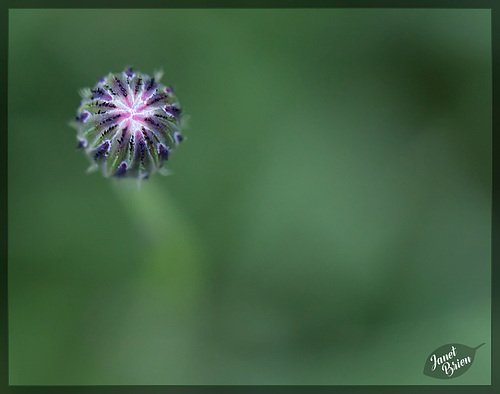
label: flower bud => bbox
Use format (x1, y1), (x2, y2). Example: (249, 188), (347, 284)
(72, 67), (183, 179)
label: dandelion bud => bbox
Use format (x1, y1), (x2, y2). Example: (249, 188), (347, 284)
(71, 67), (184, 179)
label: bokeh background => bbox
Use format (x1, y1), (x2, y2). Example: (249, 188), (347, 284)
(8, 9), (491, 385)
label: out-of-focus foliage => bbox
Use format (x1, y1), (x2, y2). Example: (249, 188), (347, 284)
(8, 9), (490, 385)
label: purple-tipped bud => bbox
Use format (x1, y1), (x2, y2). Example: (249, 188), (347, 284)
(76, 111), (89, 123)
(71, 67), (184, 179)
(157, 143), (169, 161)
(93, 140), (110, 159)
(77, 138), (87, 149)
(115, 161), (129, 177)
(174, 131), (184, 144)
(165, 104), (181, 120)
(145, 77), (157, 92)
(90, 87), (112, 101)
(125, 67), (135, 78)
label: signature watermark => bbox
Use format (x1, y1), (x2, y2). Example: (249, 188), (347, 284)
(423, 343), (485, 379)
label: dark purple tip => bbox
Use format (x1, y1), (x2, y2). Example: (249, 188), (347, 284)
(115, 161), (128, 176)
(114, 77), (128, 97)
(98, 77), (106, 83)
(165, 105), (181, 119)
(125, 67), (134, 78)
(76, 112), (89, 122)
(145, 77), (157, 92)
(93, 140), (110, 159)
(91, 87), (112, 101)
(77, 138), (87, 149)
(157, 143), (169, 161)
(174, 132), (184, 143)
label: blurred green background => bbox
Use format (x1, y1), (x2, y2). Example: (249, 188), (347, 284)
(8, 9), (491, 385)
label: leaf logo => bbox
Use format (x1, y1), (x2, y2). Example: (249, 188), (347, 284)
(423, 343), (485, 379)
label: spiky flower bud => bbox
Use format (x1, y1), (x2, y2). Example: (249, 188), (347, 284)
(71, 67), (183, 179)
